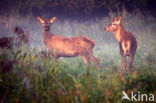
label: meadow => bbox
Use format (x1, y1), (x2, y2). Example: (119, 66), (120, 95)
(0, 13), (156, 103)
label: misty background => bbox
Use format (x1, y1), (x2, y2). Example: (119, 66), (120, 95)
(0, 0), (156, 65)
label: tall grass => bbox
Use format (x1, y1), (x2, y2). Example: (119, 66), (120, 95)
(0, 13), (156, 103)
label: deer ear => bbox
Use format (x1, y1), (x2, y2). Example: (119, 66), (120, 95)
(36, 17), (44, 23)
(117, 16), (122, 21)
(50, 17), (57, 23)
(114, 16), (122, 24)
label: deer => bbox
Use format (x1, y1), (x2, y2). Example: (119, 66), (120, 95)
(104, 16), (137, 74)
(36, 16), (100, 69)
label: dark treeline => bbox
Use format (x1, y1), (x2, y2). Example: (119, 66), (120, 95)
(0, 0), (156, 19)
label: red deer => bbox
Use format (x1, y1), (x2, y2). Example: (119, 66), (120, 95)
(36, 16), (100, 69)
(104, 16), (137, 74)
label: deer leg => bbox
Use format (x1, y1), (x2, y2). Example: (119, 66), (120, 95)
(49, 50), (60, 61)
(52, 54), (60, 64)
(82, 56), (90, 67)
(90, 56), (100, 70)
(129, 54), (134, 73)
(82, 56), (91, 76)
(88, 50), (100, 69)
(121, 55), (127, 74)
(54, 54), (60, 61)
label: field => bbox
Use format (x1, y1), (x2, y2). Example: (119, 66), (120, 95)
(0, 13), (156, 103)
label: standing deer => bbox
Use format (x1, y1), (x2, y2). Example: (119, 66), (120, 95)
(36, 16), (100, 69)
(104, 16), (137, 74)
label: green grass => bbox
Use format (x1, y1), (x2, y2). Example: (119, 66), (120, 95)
(0, 13), (156, 103)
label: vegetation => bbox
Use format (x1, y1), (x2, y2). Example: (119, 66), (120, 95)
(0, 0), (153, 17)
(0, 11), (156, 103)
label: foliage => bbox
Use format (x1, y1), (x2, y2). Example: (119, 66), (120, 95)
(0, 47), (156, 103)
(0, 0), (152, 17)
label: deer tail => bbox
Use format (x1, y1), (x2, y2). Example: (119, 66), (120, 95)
(122, 40), (131, 55)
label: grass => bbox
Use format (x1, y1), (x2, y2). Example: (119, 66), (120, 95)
(0, 13), (156, 103)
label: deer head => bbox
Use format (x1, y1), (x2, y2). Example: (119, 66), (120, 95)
(36, 17), (57, 31)
(104, 16), (122, 32)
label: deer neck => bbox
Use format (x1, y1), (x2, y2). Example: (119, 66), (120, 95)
(42, 29), (54, 45)
(42, 25), (54, 37)
(113, 25), (126, 41)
